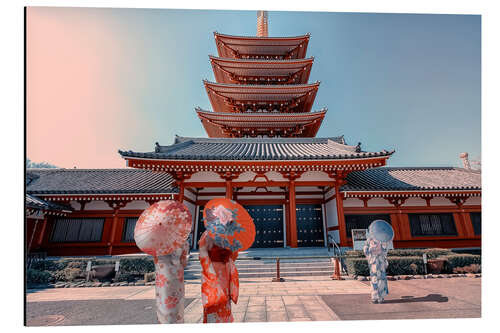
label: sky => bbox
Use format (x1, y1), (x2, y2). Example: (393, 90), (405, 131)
(26, 7), (481, 169)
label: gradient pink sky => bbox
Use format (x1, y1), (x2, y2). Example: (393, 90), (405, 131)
(26, 7), (480, 169)
(27, 7), (149, 168)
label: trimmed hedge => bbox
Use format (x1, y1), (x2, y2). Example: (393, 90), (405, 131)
(26, 269), (52, 284)
(345, 253), (481, 276)
(443, 254), (481, 273)
(119, 258), (155, 274)
(345, 248), (453, 259)
(345, 256), (425, 276)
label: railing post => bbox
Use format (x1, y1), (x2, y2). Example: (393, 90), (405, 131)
(272, 258), (285, 282)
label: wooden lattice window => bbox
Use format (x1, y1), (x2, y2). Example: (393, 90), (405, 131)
(122, 217), (138, 242)
(51, 218), (104, 242)
(408, 213), (457, 237)
(470, 212), (481, 236)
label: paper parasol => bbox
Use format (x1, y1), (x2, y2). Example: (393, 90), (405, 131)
(368, 219), (394, 243)
(203, 198), (255, 252)
(134, 200), (192, 257)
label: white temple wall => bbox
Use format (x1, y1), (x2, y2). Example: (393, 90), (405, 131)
(401, 197), (427, 207)
(183, 200), (196, 229)
(464, 197), (481, 206)
(430, 197), (455, 206)
(234, 171), (257, 182)
(298, 171), (331, 181)
(343, 198), (364, 207)
(84, 201), (111, 210)
(325, 198), (339, 243)
(69, 201), (81, 210)
(189, 171), (222, 182)
(122, 200), (149, 210)
(265, 171), (286, 181)
(366, 198), (392, 207)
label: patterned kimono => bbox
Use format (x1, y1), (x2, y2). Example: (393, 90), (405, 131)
(363, 236), (389, 303)
(154, 241), (190, 323)
(198, 232), (239, 323)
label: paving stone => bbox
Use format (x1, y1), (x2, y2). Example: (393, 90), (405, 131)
(267, 311), (288, 322)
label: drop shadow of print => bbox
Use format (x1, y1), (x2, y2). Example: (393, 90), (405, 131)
(383, 294), (448, 304)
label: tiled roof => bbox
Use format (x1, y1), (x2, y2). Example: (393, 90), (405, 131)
(209, 56), (313, 84)
(26, 169), (177, 195)
(196, 108), (326, 138)
(343, 167), (481, 191)
(214, 32), (309, 59)
(119, 136), (394, 161)
(26, 194), (73, 212)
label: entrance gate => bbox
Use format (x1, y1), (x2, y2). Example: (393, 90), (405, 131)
(244, 205), (284, 248)
(296, 204), (325, 247)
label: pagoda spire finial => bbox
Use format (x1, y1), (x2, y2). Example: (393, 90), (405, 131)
(257, 10), (268, 37)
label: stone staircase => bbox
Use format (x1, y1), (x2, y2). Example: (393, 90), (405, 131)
(185, 247), (338, 280)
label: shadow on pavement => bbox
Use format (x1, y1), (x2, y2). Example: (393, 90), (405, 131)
(383, 294), (448, 304)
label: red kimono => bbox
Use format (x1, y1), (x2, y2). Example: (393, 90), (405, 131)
(198, 232), (239, 323)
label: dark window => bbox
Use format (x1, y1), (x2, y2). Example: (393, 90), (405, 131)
(470, 212), (481, 235)
(122, 217), (138, 242)
(409, 213), (457, 237)
(344, 214), (391, 238)
(51, 218), (104, 242)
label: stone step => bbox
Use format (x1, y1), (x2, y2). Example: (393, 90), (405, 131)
(185, 266), (333, 274)
(185, 270), (334, 279)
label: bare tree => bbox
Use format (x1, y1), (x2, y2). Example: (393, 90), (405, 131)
(26, 158), (58, 169)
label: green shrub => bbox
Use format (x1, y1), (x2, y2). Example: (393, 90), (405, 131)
(51, 267), (85, 282)
(114, 272), (136, 282)
(345, 250), (364, 258)
(29, 259), (65, 271)
(443, 254), (481, 273)
(26, 269), (51, 284)
(345, 256), (425, 276)
(386, 257), (425, 276)
(453, 264), (481, 274)
(119, 258), (155, 274)
(345, 248), (453, 259)
(345, 258), (369, 276)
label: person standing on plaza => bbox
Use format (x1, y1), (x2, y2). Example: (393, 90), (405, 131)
(199, 198), (255, 323)
(133, 200), (192, 323)
(363, 219), (394, 304)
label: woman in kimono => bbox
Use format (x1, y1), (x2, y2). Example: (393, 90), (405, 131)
(133, 200), (192, 324)
(198, 232), (239, 323)
(154, 240), (190, 323)
(363, 220), (393, 304)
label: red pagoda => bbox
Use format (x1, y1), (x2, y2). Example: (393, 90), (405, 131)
(26, 11), (481, 256)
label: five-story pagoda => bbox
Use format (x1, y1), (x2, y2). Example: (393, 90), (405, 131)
(119, 11), (394, 249)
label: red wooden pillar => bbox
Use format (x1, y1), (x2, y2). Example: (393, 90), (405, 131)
(178, 181), (185, 203)
(334, 185), (347, 247)
(106, 201), (128, 255)
(461, 212), (475, 237)
(225, 180), (233, 199)
(37, 215), (48, 248)
(289, 179), (298, 248)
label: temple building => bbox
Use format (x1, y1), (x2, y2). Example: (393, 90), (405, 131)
(26, 12), (481, 256)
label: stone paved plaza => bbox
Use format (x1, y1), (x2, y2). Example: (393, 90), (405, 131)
(26, 276), (481, 325)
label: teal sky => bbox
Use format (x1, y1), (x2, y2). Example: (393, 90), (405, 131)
(28, 8), (480, 168)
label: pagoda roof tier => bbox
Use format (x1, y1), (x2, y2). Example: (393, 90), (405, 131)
(209, 56), (314, 85)
(196, 108), (326, 138)
(203, 80), (319, 113)
(119, 136), (394, 163)
(214, 32), (310, 60)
